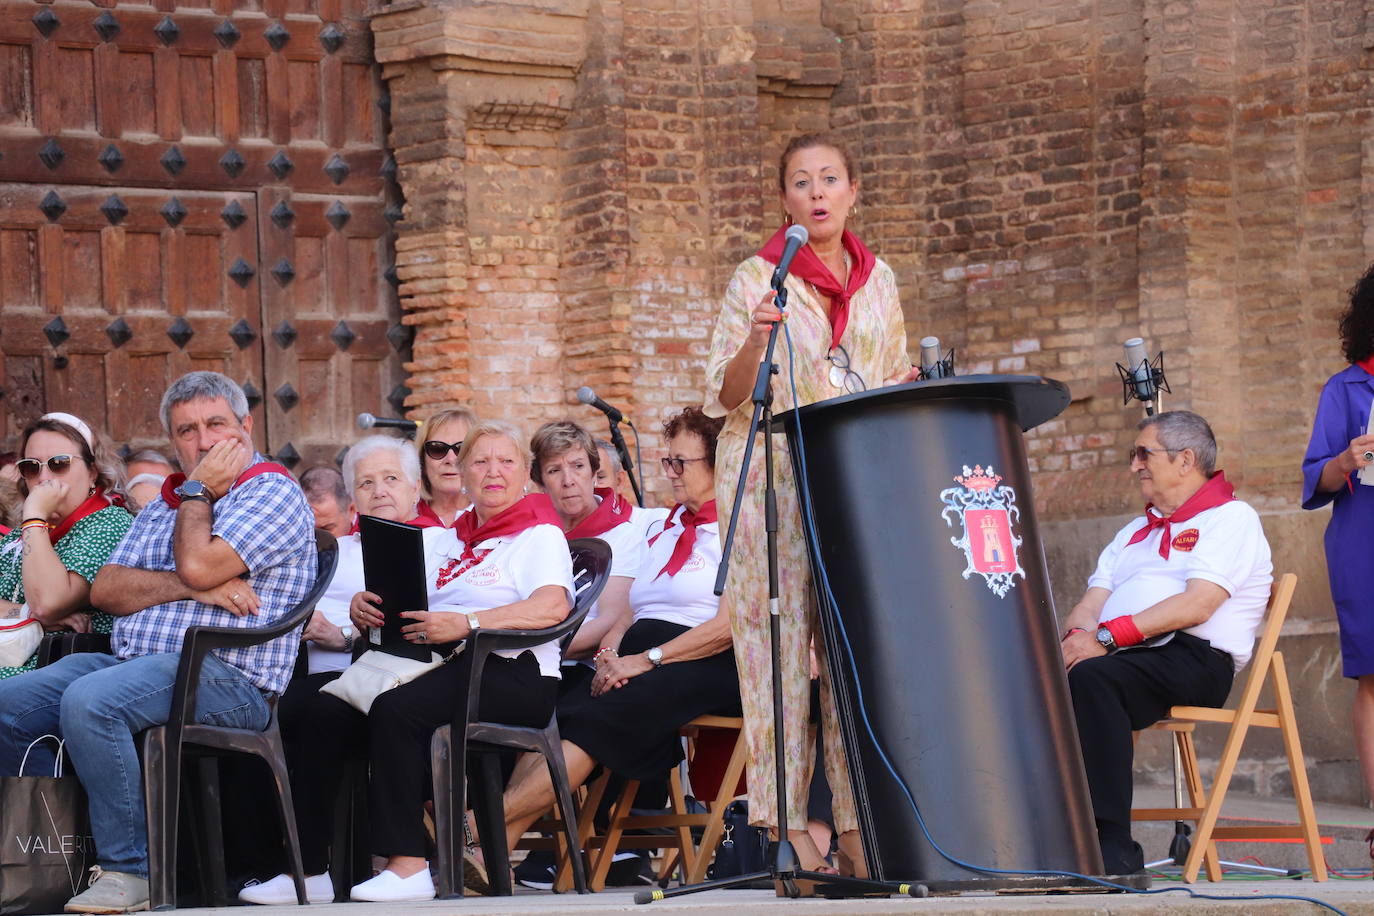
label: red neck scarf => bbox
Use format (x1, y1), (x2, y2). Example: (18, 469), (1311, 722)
(757, 225), (877, 351)
(452, 494), (562, 562)
(1357, 356), (1374, 376)
(413, 499), (462, 529)
(161, 462), (293, 509)
(346, 510), (443, 535)
(563, 488), (632, 541)
(649, 500), (717, 579)
(1125, 471), (1235, 560)
(49, 487), (122, 545)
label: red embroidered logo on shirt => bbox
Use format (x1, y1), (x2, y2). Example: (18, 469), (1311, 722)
(1171, 529), (1200, 552)
(435, 549), (491, 589)
(466, 564), (502, 587)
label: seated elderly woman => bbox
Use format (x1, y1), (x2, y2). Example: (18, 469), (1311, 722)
(237, 433), (438, 904)
(318, 420), (572, 902)
(414, 406), (479, 527)
(529, 421), (639, 682)
(480, 407), (738, 875)
(0, 413), (132, 678)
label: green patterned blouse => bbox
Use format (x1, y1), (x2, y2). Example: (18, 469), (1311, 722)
(0, 504), (134, 678)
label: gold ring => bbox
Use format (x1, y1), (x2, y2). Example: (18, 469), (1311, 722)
(231, 594), (240, 600)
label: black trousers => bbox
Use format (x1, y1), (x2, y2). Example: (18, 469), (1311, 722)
(1066, 633), (1233, 874)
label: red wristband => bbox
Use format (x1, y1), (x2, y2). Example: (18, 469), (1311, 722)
(1061, 626), (1087, 642)
(1103, 615), (1144, 648)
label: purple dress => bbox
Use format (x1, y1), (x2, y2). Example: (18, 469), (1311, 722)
(1302, 363), (1374, 677)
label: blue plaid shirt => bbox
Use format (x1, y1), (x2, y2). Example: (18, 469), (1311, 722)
(105, 455), (316, 694)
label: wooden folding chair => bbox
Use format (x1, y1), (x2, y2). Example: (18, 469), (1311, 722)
(1131, 573), (1327, 882)
(522, 714), (746, 891)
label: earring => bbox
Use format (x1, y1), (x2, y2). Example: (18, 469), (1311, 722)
(852, 202), (860, 220)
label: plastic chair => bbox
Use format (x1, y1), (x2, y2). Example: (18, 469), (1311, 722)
(429, 537), (612, 898)
(36, 630), (112, 667)
(141, 530), (339, 910)
(1131, 573), (1327, 882)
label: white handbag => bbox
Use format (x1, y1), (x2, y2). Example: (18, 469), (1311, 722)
(0, 619), (43, 669)
(319, 649), (446, 714)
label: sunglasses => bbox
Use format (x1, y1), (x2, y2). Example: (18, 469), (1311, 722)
(1126, 445), (1178, 465)
(826, 345), (867, 394)
(422, 440), (463, 461)
(661, 456), (709, 476)
(15, 455), (79, 479)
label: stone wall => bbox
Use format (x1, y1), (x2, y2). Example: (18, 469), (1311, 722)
(373, 0), (1374, 806)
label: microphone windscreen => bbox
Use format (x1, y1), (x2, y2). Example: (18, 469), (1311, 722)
(357, 412), (375, 429)
(576, 386), (597, 406)
(784, 223), (809, 246)
(1122, 337), (1148, 369)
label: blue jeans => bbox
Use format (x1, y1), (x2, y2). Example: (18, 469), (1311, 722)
(0, 652), (270, 877)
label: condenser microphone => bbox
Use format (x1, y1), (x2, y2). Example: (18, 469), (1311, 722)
(1115, 337), (1170, 414)
(918, 336), (954, 379)
(576, 386), (625, 424)
(771, 224), (809, 290)
(356, 412), (418, 433)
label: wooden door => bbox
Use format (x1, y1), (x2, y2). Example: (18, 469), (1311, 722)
(0, 0), (406, 471)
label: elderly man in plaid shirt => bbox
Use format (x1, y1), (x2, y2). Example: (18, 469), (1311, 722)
(0, 371), (316, 914)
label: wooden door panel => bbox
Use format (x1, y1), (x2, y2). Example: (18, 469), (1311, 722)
(0, 182), (265, 450)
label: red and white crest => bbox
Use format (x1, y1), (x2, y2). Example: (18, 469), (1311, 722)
(940, 465), (1026, 597)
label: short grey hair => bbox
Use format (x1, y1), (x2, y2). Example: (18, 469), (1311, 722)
(342, 435), (422, 493)
(1139, 410), (1217, 476)
(126, 448), (175, 470)
(457, 419), (529, 469)
(159, 371), (249, 435)
(301, 465), (350, 512)
(594, 439), (624, 473)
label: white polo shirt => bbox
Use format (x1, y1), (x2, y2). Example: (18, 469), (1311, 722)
(423, 523), (575, 677)
(1087, 499), (1273, 670)
(308, 534), (363, 674)
(627, 506), (722, 630)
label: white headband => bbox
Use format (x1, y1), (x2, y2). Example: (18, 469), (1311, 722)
(40, 412), (95, 452)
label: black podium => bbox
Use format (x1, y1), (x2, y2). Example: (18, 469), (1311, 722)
(777, 375), (1104, 884)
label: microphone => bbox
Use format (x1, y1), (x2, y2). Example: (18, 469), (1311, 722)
(917, 335), (955, 380)
(356, 412), (418, 433)
(1115, 337), (1170, 414)
(771, 224), (809, 290)
(576, 386), (625, 424)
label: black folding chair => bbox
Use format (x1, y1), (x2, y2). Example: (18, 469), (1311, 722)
(141, 530), (338, 910)
(430, 537), (612, 898)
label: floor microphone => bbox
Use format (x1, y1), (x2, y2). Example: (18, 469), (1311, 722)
(576, 386), (625, 424)
(357, 412), (418, 433)
(1115, 337), (1170, 414)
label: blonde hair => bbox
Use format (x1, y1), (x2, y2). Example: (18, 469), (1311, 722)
(457, 420), (530, 470)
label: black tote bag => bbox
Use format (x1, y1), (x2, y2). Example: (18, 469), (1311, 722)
(0, 736), (94, 915)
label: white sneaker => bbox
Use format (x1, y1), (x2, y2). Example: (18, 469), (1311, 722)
(350, 868), (436, 902)
(238, 872), (334, 905)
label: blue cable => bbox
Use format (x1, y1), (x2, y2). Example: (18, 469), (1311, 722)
(777, 321), (1350, 916)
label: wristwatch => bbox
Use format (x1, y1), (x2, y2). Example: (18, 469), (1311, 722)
(647, 646), (664, 668)
(1095, 626), (1118, 654)
(174, 479), (212, 504)
(340, 624), (355, 654)
(466, 612), (482, 634)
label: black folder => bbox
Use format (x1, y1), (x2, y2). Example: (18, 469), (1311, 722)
(358, 514), (433, 661)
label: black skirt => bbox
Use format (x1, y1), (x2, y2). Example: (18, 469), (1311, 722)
(558, 617), (741, 781)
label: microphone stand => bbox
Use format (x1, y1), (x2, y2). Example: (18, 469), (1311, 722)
(637, 284), (920, 904)
(603, 417), (644, 508)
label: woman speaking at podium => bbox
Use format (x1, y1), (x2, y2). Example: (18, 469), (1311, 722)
(703, 133), (919, 876)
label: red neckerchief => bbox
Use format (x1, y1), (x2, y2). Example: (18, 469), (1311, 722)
(649, 500), (717, 579)
(413, 499), (461, 529)
(1125, 471), (1235, 560)
(1357, 356), (1374, 376)
(436, 494), (561, 588)
(345, 511), (442, 535)
(563, 488), (632, 541)
(161, 462), (293, 509)
(757, 225), (876, 351)
(48, 487), (121, 545)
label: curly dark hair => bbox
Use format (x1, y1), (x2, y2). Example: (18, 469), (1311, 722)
(662, 406), (725, 469)
(1340, 262), (1374, 363)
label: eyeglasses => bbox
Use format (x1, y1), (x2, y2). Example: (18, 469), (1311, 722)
(422, 440), (463, 461)
(1126, 445), (1179, 465)
(826, 345), (867, 393)
(15, 455), (78, 479)
(661, 456), (709, 476)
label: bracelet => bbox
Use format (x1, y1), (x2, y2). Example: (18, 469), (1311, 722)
(1061, 626), (1087, 641)
(20, 520), (50, 533)
(20, 517), (47, 526)
(593, 646), (617, 663)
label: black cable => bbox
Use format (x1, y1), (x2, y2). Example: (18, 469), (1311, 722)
(778, 322), (1349, 916)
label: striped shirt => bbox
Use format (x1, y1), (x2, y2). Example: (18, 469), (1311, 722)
(105, 454), (316, 694)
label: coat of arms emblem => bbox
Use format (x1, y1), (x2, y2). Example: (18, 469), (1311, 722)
(940, 465), (1025, 597)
